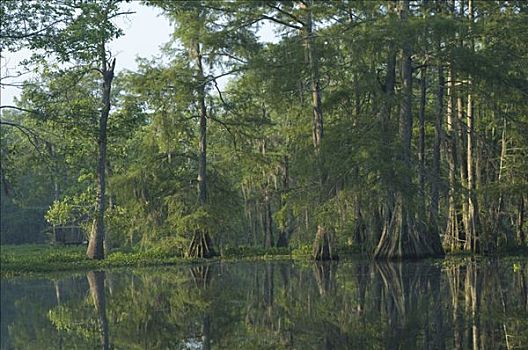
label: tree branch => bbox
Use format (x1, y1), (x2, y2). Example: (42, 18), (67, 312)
(0, 105), (45, 116)
(261, 15), (302, 30)
(267, 4), (306, 27)
(0, 119), (43, 153)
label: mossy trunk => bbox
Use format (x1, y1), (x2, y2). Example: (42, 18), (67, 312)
(312, 225), (338, 261)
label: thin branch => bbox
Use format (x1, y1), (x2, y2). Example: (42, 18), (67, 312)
(210, 68), (245, 81)
(261, 15), (303, 30)
(91, 67), (104, 75)
(267, 4), (306, 27)
(0, 19), (64, 40)
(0, 119), (42, 153)
(0, 105), (45, 116)
(210, 79), (237, 150)
(107, 11), (136, 20)
(216, 52), (248, 64)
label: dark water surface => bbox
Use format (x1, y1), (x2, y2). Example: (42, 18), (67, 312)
(1, 259), (527, 349)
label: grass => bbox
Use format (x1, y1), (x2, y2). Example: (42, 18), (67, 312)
(0, 244), (310, 277)
(2, 243), (526, 278)
(0, 244), (202, 278)
(0, 243), (321, 277)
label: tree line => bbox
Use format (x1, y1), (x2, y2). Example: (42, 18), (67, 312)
(1, 0), (527, 259)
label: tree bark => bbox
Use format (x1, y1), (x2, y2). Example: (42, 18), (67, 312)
(87, 52), (115, 260)
(303, 0), (323, 150)
(264, 187), (274, 248)
(464, 0), (479, 254)
(518, 195), (525, 245)
(301, 1), (335, 260)
(374, 0), (444, 260)
(312, 225), (337, 260)
(188, 41), (216, 258)
(457, 95), (470, 247)
(445, 61), (462, 251)
(431, 49), (444, 232)
(276, 156), (293, 247)
(418, 66), (427, 207)
(197, 45), (207, 207)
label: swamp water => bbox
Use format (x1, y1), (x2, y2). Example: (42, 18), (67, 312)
(1, 259), (527, 349)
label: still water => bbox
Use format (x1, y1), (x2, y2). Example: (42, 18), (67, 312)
(1, 259), (527, 349)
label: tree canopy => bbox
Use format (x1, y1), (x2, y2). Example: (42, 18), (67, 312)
(1, 0), (527, 259)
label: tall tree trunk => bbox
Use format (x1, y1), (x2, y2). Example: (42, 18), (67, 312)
(375, 0), (443, 260)
(466, 90), (479, 252)
(495, 118), (511, 250)
(264, 187), (274, 248)
(418, 0), (429, 212)
(277, 156), (293, 247)
(197, 54), (207, 207)
(445, 69), (463, 251)
(465, 0), (480, 254)
(431, 49), (444, 233)
(87, 52), (115, 260)
(302, 1), (335, 260)
(457, 95), (470, 248)
(518, 195), (525, 245)
(418, 66), (427, 209)
(304, 0), (323, 149)
(188, 41), (216, 258)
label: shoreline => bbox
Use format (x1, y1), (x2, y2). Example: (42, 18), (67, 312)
(2, 244), (527, 278)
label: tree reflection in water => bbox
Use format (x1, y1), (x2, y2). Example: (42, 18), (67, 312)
(87, 271), (109, 350)
(1, 259), (527, 349)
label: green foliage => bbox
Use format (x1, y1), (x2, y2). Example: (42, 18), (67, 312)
(222, 245), (291, 258)
(45, 189), (95, 226)
(2, 1), (527, 258)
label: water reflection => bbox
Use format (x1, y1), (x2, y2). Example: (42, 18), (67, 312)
(1, 259), (527, 349)
(87, 271), (109, 350)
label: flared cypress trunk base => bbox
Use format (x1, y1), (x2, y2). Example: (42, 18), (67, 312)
(276, 231), (289, 247)
(188, 230), (217, 258)
(87, 218), (105, 260)
(374, 197), (444, 260)
(312, 225), (338, 261)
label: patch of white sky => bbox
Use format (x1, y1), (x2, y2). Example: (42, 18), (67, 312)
(0, 2), (279, 108)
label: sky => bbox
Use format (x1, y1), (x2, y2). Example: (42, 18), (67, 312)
(0, 2), (277, 108)
(1, 2), (171, 107)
